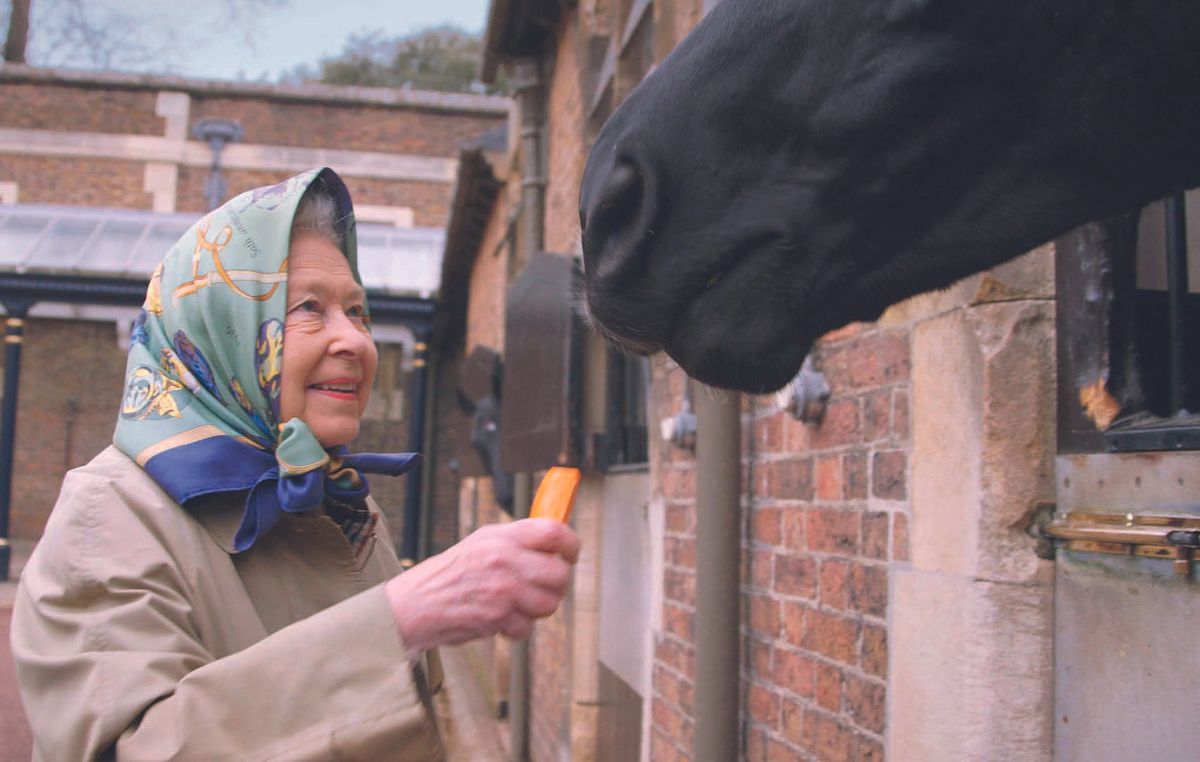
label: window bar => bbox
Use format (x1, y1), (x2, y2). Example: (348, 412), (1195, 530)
(1164, 192), (1188, 414)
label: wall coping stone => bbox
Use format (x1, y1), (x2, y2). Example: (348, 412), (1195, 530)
(0, 63), (512, 117)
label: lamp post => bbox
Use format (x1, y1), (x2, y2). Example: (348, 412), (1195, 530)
(191, 118), (244, 211)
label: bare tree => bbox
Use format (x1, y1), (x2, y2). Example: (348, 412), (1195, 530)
(3, 0), (30, 62)
(7, 0), (287, 73)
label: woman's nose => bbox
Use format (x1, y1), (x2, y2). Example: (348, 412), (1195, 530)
(327, 311), (372, 356)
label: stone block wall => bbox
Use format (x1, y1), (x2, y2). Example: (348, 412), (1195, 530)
(887, 247), (1056, 761)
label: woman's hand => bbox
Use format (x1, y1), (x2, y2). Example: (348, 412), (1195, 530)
(385, 519), (581, 655)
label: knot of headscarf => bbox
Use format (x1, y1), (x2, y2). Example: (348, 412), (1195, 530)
(234, 419), (420, 552)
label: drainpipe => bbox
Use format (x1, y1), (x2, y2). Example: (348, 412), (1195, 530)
(692, 381), (742, 762)
(0, 297), (34, 581)
(508, 55), (545, 762)
(513, 58), (545, 264)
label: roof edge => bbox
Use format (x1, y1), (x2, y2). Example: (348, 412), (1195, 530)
(480, 0), (567, 83)
(0, 62), (512, 116)
(434, 146), (504, 344)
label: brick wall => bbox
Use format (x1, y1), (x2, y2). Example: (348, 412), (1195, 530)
(522, 12), (593, 762)
(646, 321), (911, 762)
(1, 69), (509, 543)
(190, 95), (503, 155)
(6, 319), (127, 539)
(0, 155), (152, 207)
(0, 69), (507, 218)
(0, 79), (505, 156)
(464, 198), (512, 353)
(544, 12), (586, 256)
(740, 322), (909, 762)
(339, 177), (455, 229)
(515, 4), (909, 757)
(0, 82), (163, 135)
(434, 140), (517, 555)
(174, 168), (455, 225)
(649, 360), (698, 761)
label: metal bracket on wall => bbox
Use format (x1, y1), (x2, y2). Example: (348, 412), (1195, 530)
(783, 355), (830, 424)
(1043, 511), (1200, 577)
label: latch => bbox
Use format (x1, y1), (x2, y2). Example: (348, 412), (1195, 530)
(1043, 512), (1200, 577)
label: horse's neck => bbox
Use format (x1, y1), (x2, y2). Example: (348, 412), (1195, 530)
(1016, 0), (1200, 192)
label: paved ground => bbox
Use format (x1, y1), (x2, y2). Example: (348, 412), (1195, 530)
(1, 542), (33, 761)
(437, 644), (510, 762)
(1, 606), (34, 762)
(0, 543), (505, 761)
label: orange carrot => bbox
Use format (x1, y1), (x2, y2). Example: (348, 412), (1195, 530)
(529, 467), (582, 523)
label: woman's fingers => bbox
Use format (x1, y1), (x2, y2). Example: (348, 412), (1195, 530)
(512, 518), (582, 563)
(387, 519), (580, 652)
(514, 548), (573, 596)
(498, 612), (534, 641)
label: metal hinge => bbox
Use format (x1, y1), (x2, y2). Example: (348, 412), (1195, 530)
(1043, 511), (1200, 577)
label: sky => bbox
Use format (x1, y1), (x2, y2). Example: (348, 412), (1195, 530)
(17, 0), (493, 81)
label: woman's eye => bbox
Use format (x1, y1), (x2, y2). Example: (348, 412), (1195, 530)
(294, 299), (321, 313)
(347, 304), (365, 318)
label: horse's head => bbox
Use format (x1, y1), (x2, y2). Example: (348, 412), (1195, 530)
(580, 0), (1199, 392)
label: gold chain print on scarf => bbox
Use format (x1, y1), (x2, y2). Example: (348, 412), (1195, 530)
(144, 263), (165, 315)
(172, 214), (289, 306)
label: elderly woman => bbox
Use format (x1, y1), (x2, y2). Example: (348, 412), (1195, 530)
(11, 168), (578, 760)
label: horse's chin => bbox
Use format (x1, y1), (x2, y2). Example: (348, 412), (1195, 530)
(664, 298), (816, 394)
(666, 337), (811, 394)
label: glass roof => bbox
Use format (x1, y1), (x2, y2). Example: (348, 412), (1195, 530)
(0, 203), (444, 298)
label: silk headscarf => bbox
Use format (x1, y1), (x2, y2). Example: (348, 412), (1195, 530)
(113, 167), (419, 552)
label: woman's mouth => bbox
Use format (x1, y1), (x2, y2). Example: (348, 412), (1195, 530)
(308, 379), (359, 400)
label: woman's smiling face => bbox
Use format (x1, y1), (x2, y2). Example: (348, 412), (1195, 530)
(279, 232), (377, 447)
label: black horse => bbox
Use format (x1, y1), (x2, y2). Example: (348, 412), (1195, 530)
(579, 0), (1200, 393)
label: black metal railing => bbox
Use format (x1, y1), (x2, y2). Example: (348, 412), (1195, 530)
(1104, 190), (1200, 452)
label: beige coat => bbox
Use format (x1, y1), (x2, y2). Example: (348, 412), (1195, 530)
(11, 446), (445, 761)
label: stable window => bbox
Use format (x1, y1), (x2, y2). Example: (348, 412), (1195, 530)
(604, 351), (649, 468)
(1057, 189), (1200, 453)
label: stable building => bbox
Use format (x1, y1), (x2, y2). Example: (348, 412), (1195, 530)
(438, 1), (1200, 761)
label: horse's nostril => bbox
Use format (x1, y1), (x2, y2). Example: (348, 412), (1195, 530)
(591, 161), (642, 232)
(584, 156), (657, 285)
(602, 162), (643, 212)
